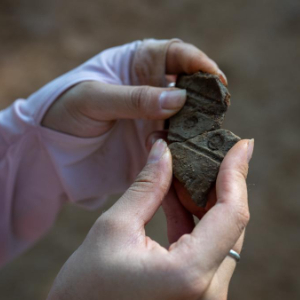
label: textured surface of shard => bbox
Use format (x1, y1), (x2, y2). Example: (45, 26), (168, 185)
(168, 72), (231, 143)
(169, 129), (240, 207)
(168, 72), (240, 207)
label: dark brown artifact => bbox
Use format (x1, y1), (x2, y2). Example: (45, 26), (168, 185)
(168, 72), (240, 210)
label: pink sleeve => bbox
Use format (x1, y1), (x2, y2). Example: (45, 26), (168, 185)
(0, 39), (181, 267)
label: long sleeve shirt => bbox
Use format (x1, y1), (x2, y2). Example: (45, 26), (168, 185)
(0, 39), (179, 267)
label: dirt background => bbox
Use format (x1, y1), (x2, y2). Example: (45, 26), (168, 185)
(1, 0), (300, 299)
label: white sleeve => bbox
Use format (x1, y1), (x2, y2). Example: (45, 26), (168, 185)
(0, 39), (180, 266)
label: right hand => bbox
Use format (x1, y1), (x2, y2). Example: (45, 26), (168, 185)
(47, 139), (253, 300)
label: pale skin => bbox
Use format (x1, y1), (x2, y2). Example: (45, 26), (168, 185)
(43, 41), (254, 299)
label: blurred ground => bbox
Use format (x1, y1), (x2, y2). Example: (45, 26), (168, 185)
(1, 0), (300, 299)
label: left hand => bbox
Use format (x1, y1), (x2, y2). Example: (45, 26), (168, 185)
(42, 41), (227, 138)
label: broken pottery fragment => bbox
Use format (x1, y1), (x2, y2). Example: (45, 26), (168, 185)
(167, 72), (240, 209)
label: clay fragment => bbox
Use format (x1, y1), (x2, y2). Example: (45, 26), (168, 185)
(167, 72), (240, 208)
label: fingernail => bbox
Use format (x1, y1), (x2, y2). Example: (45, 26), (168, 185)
(147, 139), (167, 164)
(218, 69), (228, 86)
(167, 82), (176, 87)
(247, 139), (254, 163)
(159, 89), (186, 111)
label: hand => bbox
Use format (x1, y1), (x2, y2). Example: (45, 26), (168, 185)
(42, 40), (227, 138)
(47, 139), (253, 300)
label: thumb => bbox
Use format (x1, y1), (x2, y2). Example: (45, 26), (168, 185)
(170, 139), (253, 274)
(108, 139), (172, 229)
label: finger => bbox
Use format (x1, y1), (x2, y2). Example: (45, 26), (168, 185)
(75, 81), (187, 121)
(166, 42), (227, 85)
(162, 185), (195, 244)
(220, 230), (245, 275)
(170, 139), (254, 272)
(214, 229), (246, 285)
(108, 139), (172, 230)
(146, 132), (196, 244)
(219, 230), (245, 281)
(201, 231), (245, 300)
(145, 131), (168, 152)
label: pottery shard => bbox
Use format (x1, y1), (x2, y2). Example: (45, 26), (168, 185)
(168, 72), (240, 207)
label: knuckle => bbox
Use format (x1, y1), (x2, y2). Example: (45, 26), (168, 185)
(175, 234), (196, 253)
(136, 167), (155, 182)
(226, 167), (248, 185)
(226, 162), (249, 181)
(79, 81), (97, 91)
(130, 86), (151, 114)
(77, 81), (101, 100)
(218, 168), (248, 198)
(129, 180), (156, 195)
(237, 163), (249, 179)
(129, 165), (168, 196)
(234, 205), (250, 233)
(168, 41), (184, 59)
(186, 52), (201, 73)
(70, 81), (103, 113)
(238, 206), (250, 226)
